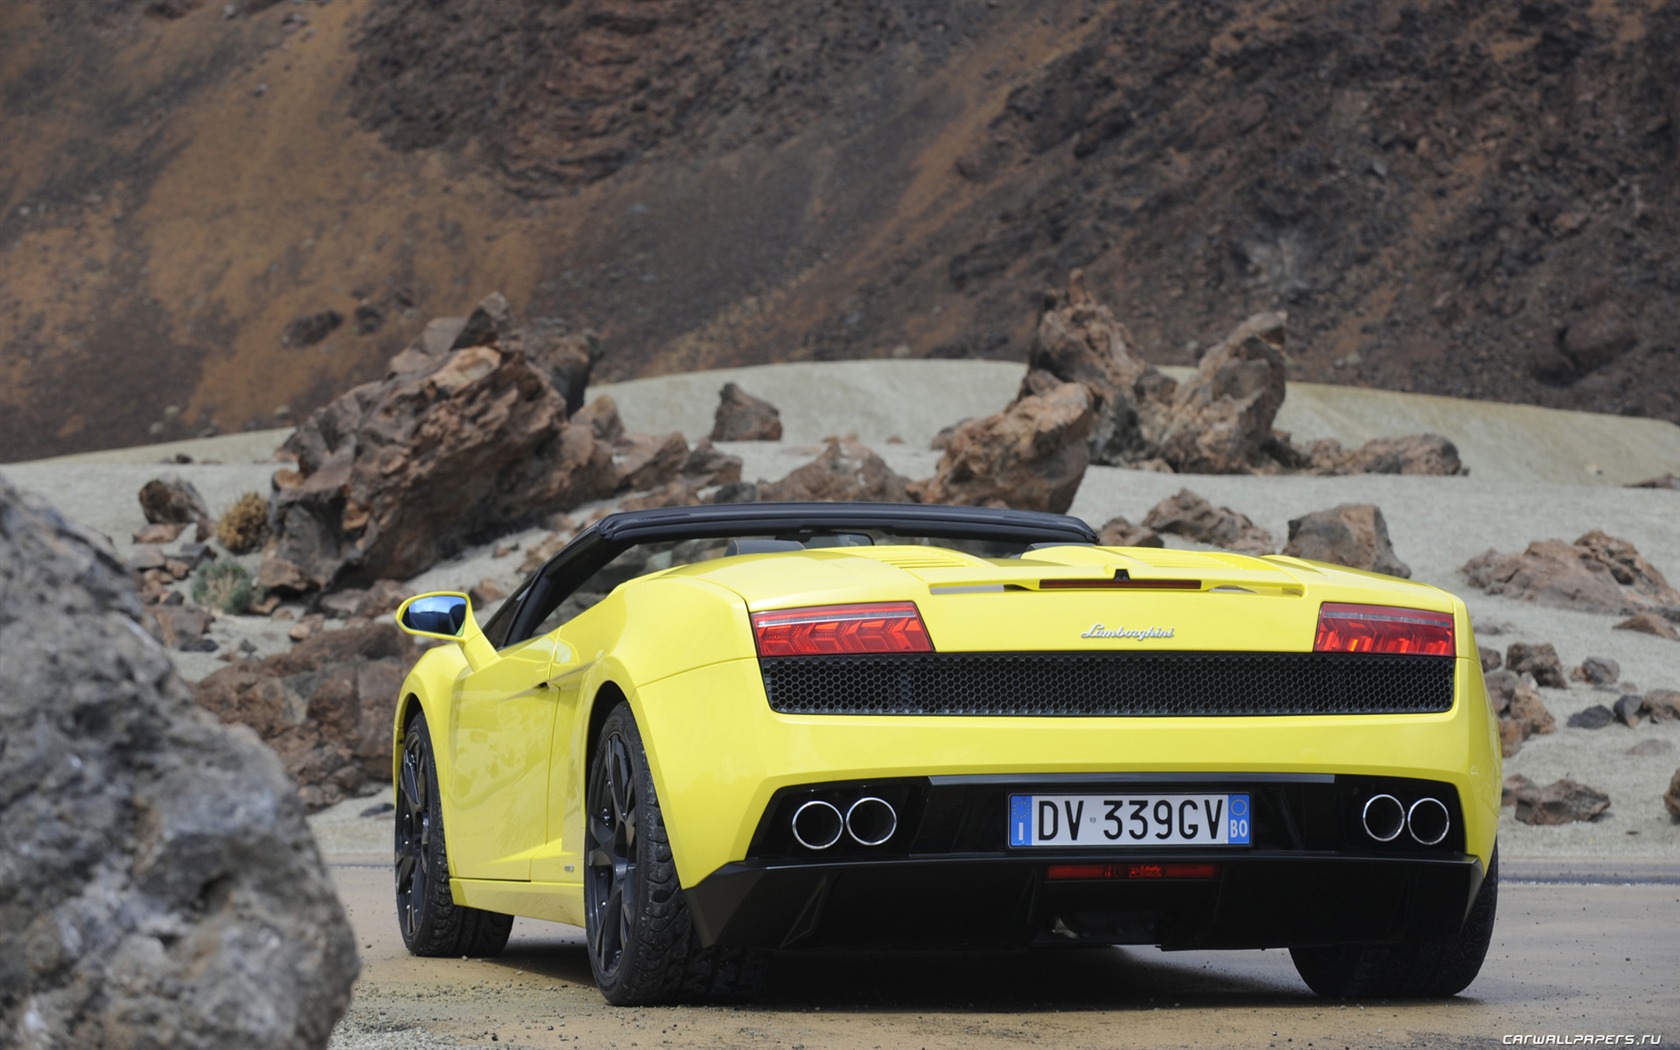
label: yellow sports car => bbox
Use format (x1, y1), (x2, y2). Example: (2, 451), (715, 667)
(391, 502), (1500, 1005)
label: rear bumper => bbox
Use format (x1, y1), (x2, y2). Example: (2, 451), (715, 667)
(687, 852), (1486, 951)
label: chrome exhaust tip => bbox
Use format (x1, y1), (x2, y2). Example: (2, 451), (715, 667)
(845, 796), (898, 846)
(1407, 797), (1451, 846)
(790, 799), (844, 850)
(1361, 794), (1405, 842)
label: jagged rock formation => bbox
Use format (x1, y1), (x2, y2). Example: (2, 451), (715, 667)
(260, 295), (621, 594)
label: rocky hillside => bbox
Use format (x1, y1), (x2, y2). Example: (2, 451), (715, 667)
(2, 0), (1676, 459)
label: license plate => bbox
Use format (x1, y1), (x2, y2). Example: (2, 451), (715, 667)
(1008, 793), (1251, 847)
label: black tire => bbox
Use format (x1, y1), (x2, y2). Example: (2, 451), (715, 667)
(584, 703), (765, 1005)
(395, 712), (514, 957)
(1290, 846), (1499, 999)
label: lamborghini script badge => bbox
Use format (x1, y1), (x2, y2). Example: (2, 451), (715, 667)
(1081, 624), (1175, 640)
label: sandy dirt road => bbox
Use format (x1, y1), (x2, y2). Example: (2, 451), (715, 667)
(327, 859), (1678, 1050)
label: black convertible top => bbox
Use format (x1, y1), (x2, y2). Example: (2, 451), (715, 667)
(587, 501), (1097, 546)
(483, 502), (1096, 647)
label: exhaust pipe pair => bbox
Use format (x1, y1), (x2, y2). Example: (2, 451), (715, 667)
(1361, 793), (1450, 846)
(791, 797), (897, 850)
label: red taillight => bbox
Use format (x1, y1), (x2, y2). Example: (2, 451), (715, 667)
(1313, 603), (1455, 656)
(1046, 863), (1220, 881)
(751, 602), (933, 657)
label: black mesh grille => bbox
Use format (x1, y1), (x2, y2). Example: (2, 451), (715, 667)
(760, 652), (1455, 717)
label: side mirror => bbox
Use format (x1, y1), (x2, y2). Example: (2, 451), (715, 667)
(396, 592), (471, 640)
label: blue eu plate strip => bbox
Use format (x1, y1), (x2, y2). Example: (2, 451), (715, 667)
(1009, 795), (1031, 846)
(1227, 793), (1251, 844)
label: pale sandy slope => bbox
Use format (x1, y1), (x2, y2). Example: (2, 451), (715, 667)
(8, 360), (1680, 860)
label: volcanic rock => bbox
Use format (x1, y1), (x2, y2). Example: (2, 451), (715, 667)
(1307, 433), (1468, 476)
(517, 319), (599, 418)
(1561, 300), (1637, 374)
(146, 602), (214, 651)
(763, 437), (911, 504)
(1613, 694), (1646, 727)
(0, 476), (357, 1048)
(1142, 489), (1274, 555)
(1483, 668), (1518, 715)
(1630, 473), (1680, 491)
(1506, 642), (1567, 688)
(1566, 705), (1615, 730)
(1478, 646), (1502, 672)
(1572, 655), (1621, 685)
(317, 579), (410, 622)
(133, 521), (187, 544)
(1502, 774), (1536, 808)
(1023, 270), (1160, 464)
(1095, 514), (1162, 548)
(193, 621), (413, 811)
(1501, 673), (1556, 756)
(1666, 770), (1680, 821)
(1513, 778), (1611, 825)
(614, 431), (691, 494)
(1282, 503), (1410, 577)
(1645, 689), (1680, 722)
(1462, 531), (1680, 614)
(909, 377), (1092, 513)
(280, 308), (343, 348)
(710, 382), (784, 441)
(260, 327), (617, 594)
(139, 473), (213, 542)
(1614, 611), (1680, 641)
(1153, 311), (1288, 475)
(447, 291), (519, 354)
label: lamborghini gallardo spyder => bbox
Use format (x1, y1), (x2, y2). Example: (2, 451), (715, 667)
(390, 502), (1499, 1004)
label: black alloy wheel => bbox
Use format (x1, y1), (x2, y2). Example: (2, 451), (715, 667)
(585, 719), (641, 984)
(394, 711), (513, 957)
(583, 704), (764, 1005)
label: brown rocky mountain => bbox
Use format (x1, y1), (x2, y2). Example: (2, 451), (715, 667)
(3, 0), (1676, 460)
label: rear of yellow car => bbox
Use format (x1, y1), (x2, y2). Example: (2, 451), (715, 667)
(624, 544), (1500, 998)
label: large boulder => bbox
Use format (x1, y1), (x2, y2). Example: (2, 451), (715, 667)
(1282, 503), (1411, 577)
(909, 377), (1093, 513)
(710, 383), (784, 441)
(1142, 489), (1274, 555)
(194, 622), (413, 811)
(1153, 311), (1289, 474)
(260, 322), (618, 594)
(1461, 530), (1680, 615)
(0, 476), (357, 1049)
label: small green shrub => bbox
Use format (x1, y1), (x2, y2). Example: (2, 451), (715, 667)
(193, 561), (261, 615)
(216, 492), (271, 554)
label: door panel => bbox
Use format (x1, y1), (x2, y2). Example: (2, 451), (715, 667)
(446, 634), (566, 880)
